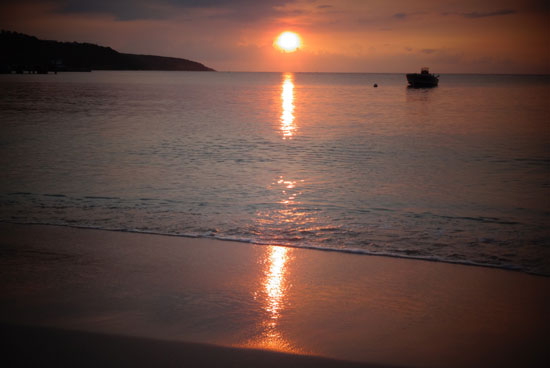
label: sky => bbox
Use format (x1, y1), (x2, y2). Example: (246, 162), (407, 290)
(1, 0), (549, 73)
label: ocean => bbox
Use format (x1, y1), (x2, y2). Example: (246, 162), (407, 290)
(1, 71), (548, 275)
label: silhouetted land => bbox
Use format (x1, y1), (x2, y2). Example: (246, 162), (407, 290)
(0, 30), (215, 73)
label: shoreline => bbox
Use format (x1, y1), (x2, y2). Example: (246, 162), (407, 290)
(1, 220), (545, 277)
(1, 222), (548, 367)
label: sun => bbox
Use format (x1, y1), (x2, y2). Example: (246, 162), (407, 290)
(275, 32), (301, 53)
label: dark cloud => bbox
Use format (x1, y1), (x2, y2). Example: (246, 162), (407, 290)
(59, 0), (165, 20)
(317, 5), (332, 9)
(460, 9), (517, 18)
(441, 9), (517, 19)
(521, 0), (550, 13)
(393, 13), (408, 19)
(421, 48), (437, 54)
(19, 0), (297, 21)
(168, 0), (291, 9)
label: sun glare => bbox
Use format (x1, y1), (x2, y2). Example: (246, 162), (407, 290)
(275, 32), (301, 53)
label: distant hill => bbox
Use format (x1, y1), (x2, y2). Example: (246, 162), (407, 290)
(0, 30), (215, 73)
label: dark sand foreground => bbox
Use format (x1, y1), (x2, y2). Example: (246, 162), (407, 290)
(0, 323), (380, 368)
(0, 223), (548, 367)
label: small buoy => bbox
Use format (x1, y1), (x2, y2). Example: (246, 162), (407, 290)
(373, 83), (378, 88)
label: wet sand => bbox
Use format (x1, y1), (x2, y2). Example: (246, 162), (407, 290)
(0, 223), (548, 367)
(0, 323), (382, 368)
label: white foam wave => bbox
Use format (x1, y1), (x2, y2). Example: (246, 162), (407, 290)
(0, 220), (538, 276)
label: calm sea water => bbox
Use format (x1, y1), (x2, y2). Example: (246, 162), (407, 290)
(1, 71), (549, 274)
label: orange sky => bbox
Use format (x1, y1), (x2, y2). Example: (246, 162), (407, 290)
(1, 0), (548, 73)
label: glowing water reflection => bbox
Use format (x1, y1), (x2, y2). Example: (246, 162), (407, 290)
(245, 174), (311, 352)
(253, 176), (318, 246)
(245, 74), (303, 350)
(252, 246), (296, 351)
(280, 73), (296, 139)
(264, 246), (290, 320)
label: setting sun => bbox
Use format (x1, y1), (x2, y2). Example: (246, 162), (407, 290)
(275, 32), (301, 53)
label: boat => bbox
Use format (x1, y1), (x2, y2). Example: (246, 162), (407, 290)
(406, 67), (439, 87)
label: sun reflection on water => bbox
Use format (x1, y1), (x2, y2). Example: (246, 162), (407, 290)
(281, 73), (296, 139)
(242, 74), (304, 351)
(254, 176), (313, 241)
(265, 246), (289, 320)
(246, 245), (298, 352)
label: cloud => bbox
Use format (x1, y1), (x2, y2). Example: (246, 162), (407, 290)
(421, 48), (437, 54)
(462, 9), (517, 18)
(445, 9), (517, 19)
(11, 0), (298, 21)
(393, 13), (408, 19)
(59, 0), (167, 20)
(417, 48), (466, 67)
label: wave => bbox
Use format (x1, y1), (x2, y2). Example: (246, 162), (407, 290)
(83, 196), (121, 200)
(408, 211), (521, 225)
(1, 219), (545, 277)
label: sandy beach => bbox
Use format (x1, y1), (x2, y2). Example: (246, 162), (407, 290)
(0, 223), (548, 367)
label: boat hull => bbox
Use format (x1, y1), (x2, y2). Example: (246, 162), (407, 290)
(406, 73), (439, 88)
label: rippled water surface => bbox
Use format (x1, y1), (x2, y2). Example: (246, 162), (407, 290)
(1, 71), (549, 274)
